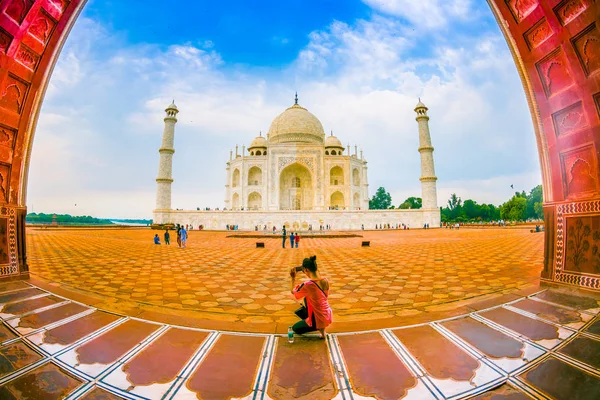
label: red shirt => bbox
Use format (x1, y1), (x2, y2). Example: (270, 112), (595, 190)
(293, 278), (333, 329)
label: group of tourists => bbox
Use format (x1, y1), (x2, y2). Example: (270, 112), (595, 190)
(282, 226), (300, 248)
(375, 223), (410, 230)
(153, 224), (188, 248)
(226, 224), (239, 230)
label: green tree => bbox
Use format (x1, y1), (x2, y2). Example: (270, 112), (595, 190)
(369, 187), (392, 210)
(526, 185), (543, 220)
(501, 196), (527, 221)
(399, 197), (422, 209)
(463, 199), (478, 220)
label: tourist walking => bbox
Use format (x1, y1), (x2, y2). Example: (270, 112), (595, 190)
(295, 233), (300, 248)
(180, 226), (188, 248)
(176, 226), (182, 247)
(289, 256), (333, 339)
(290, 232), (295, 249)
(282, 226), (287, 248)
(153, 234), (161, 245)
(164, 230), (170, 245)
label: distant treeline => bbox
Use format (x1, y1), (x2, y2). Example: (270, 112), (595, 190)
(110, 219), (153, 225)
(26, 213), (114, 225)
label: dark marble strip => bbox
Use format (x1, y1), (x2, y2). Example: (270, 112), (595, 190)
(0, 341), (43, 378)
(0, 288), (44, 304)
(76, 319), (160, 366)
(0, 362), (84, 400)
(511, 299), (583, 325)
(17, 303), (89, 330)
(479, 308), (558, 341)
(534, 291), (599, 311)
(1, 296), (64, 316)
(520, 356), (600, 400)
(43, 311), (121, 346)
(585, 317), (600, 335)
(186, 334), (265, 400)
(123, 328), (208, 386)
(267, 337), (337, 400)
(338, 332), (417, 400)
(0, 282), (30, 294)
(393, 325), (479, 381)
(0, 324), (16, 343)
(442, 317), (524, 359)
(558, 336), (600, 369)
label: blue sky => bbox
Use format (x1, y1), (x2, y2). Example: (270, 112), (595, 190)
(28, 0), (541, 218)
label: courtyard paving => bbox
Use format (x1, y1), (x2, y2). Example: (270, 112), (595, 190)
(26, 227), (544, 332)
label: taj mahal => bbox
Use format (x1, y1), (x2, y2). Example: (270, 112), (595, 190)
(153, 95), (441, 230)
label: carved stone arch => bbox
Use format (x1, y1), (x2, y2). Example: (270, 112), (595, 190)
(232, 168), (240, 187)
(330, 166), (344, 185)
(248, 166), (262, 186)
(353, 168), (360, 186)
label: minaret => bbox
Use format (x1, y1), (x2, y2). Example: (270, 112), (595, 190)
(415, 99), (438, 209)
(155, 101), (179, 210)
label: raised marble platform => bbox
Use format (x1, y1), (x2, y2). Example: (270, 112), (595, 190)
(153, 208), (441, 231)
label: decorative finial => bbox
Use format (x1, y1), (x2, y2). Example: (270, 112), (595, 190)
(259, 131), (262, 137)
(294, 92), (298, 105)
(331, 130), (333, 136)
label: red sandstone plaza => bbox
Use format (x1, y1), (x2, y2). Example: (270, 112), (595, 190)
(0, 0), (600, 399)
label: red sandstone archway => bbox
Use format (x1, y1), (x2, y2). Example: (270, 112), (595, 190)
(0, 0), (598, 291)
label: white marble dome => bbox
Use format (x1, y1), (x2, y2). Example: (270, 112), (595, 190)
(324, 133), (343, 149)
(267, 103), (325, 144)
(249, 134), (267, 149)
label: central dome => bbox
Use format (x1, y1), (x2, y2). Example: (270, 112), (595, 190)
(267, 103), (325, 144)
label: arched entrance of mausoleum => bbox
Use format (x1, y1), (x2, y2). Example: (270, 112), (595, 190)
(279, 163), (313, 210)
(0, 1), (598, 294)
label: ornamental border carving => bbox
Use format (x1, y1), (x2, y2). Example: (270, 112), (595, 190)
(0, 207), (17, 277)
(555, 200), (600, 290)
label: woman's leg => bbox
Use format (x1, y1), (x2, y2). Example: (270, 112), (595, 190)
(292, 319), (317, 335)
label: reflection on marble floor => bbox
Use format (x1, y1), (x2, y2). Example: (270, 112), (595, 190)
(0, 281), (598, 399)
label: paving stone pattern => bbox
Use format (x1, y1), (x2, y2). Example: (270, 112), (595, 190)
(0, 280), (599, 398)
(26, 228), (543, 330)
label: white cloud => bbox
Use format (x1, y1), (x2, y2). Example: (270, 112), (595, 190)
(28, 7), (540, 218)
(362, 0), (473, 28)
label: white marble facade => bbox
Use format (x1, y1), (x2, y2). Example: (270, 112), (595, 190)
(224, 98), (369, 212)
(154, 97), (440, 229)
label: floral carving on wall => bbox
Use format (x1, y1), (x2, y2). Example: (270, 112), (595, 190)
(565, 216), (600, 275)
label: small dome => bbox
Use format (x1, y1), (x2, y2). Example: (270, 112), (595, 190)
(267, 103), (325, 144)
(325, 133), (343, 148)
(166, 100), (178, 111)
(249, 134), (267, 149)
(414, 99), (427, 110)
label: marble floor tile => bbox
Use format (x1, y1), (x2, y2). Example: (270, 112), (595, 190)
(267, 337), (337, 400)
(0, 340), (43, 378)
(532, 291), (600, 314)
(57, 319), (161, 378)
(0, 362), (85, 399)
(337, 331), (434, 399)
(519, 356), (600, 399)
(392, 325), (503, 399)
(509, 298), (593, 329)
(441, 317), (545, 373)
(175, 334), (265, 399)
(8, 302), (90, 335)
(478, 307), (573, 349)
(557, 335), (600, 369)
(0, 295), (65, 319)
(28, 311), (122, 354)
(103, 327), (209, 399)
